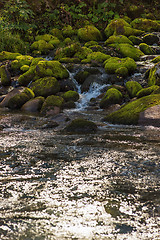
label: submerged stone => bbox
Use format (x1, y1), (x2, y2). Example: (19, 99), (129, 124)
(65, 118), (97, 133)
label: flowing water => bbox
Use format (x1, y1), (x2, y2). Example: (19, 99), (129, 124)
(0, 58), (160, 240)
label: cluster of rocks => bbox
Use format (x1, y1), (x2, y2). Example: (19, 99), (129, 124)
(0, 17), (160, 131)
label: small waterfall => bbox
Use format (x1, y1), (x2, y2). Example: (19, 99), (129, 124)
(68, 70), (108, 111)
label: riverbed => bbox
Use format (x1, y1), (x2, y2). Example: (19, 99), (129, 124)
(0, 110), (159, 240)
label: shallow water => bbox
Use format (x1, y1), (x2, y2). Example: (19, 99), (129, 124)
(0, 115), (160, 240)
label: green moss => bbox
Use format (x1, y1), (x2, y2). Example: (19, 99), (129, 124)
(35, 34), (54, 42)
(36, 60), (69, 79)
(41, 95), (64, 113)
(59, 58), (80, 63)
(30, 57), (45, 66)
(31, 77), (60, 97)
(31, 40), (54, 54)
(50, 28), (63, 40)
(104, 94), (160, 125)
(152, 56), (160, 63)
(115, 67), (128, 77)
(7, 87), (35, 109)
(139, 43), (155, 55)
(82, 52), (111, 63)
(128, 35), (143, 45)
(131, 18), (160, 32)
(74, 70), (90, 84)
(18, 66), (36, 86)
(84, 41), (98, 47)
(20, 65), (30, 72)
(74, 47), (93, 60)
(49, 38), (61, 47)
(78, 25), (102, 42)
(64, 38), (72, 45)
(65, 118), (97, 133)
(62, 25), (75, 37)
(148, 63), (160, 86)
(0, 51), (21, 61)
(55, 43), (81, 60)
(104, 57), (137, 75)
(105, 35), (133, 45)
(136, 85), (160, 98)
(11, 55), (33, 70)
(104, 18), (144, 38)
(100, 88), (123, 108)
(111, 43), (144, 60)
(126, 81), (143, 98)
(63, 90), (79, 102)
(0, 65), (11, 86)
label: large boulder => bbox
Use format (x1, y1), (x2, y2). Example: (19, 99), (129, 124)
(82, 52), (111, 63)
(78, 25), (102, 42)
(131, 18), (160, 32)
(103, 94), (160, 125)
(105, 35), (133, 45)
(41, 95), (64, 115)
(31, 40), (54, 54)
(31, 77), (60, 97)
(100, 88), (123, 108)
(138, 104), (160, 127)
(104, 19), (143, 38)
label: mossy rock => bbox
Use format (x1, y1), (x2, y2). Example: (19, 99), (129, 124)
(49, 38), (61, 47)
(148, 62), (160, 86)
(74, 47), (93, 60)
(64, 38), (72, 45)
(35, 34), (54, 42)
(143, 33), (159, 45)
(0, 65), (11, 86)
(84, 41), (98, 47)
(65, 118), (97, 133)
(74, 70), (90, 84)
(139, 43), (155, 55)
(59, 57), (80, 63)
(41, 95), (64, 113)
(31, 77), (60, 97)
(105, 35), (133, 45)
(30, 57), (45, 66)
(7, 87), (35, 109)
(35, 60), (69, 79)
(55, 43), (81, 60)
(136, 85), (160, 98)
(18, 66), (36, 86)
(50, 28), (63, 40)
(0, 51), (21, 61)
(11, 55), (33, 70)
(103, 94), (160, 125)
(62, 90), (79, 102)
(82, 52), (111, 63)
(151, 56), (160, 63)
(31, 40), (54, 54)
(128, 35), (143, 45)
(125, 81), (143, 98)
(111, 43), (144, 60)
(131, 18), (160, 32)
(104, 57), (137, 75)
(104, 18), (144, 38)
(88, 45), (104, 52)
(100, 88), (123, 108)
(20, 65), (30, 72)
(78, 25), (102, 42)
(62, 25), (75, 37)
(115, 67), (128, 78)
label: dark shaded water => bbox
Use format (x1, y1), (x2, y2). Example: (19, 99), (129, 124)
(0, 111), (160, 240)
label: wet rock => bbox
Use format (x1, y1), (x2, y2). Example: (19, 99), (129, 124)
(139, 43), (155, 55)
(100, 88), (123, 109)
(59, 78), (77, 92)
(138, 104), (160, 127)
(0, 65), (11, 86)
(0, 87), (25, 108)
(65, 118), (97, 133)
(21, 96), (45, 112)
(143, 33), (159, 45)
(41, 95), (64, 115)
